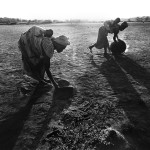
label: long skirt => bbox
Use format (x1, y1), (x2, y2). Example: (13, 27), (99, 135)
(94, 26), (109, 49)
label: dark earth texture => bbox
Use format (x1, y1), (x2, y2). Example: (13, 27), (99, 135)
(0, 22), (150, 150)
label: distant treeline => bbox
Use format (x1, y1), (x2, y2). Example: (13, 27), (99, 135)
(0, 16), (150, 25)
(127, 16), (150, 22)
(0, 17), (66, 25)
(0, 17), (97, 25)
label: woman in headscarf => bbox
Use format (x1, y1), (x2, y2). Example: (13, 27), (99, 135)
(104, 18), (128, 42)
(111, 21), (128, 42)
(18, 26), (70, 88)
(104, 18), (121, 33)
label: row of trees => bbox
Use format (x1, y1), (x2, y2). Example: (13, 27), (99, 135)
(127, 16), (150, 22)
(0, 17), (55, 25)
(0, 17), (101, 25)
(1, 16), (150, 25)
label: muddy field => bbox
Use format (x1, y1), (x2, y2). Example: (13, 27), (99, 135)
(0, 22), (150, 150)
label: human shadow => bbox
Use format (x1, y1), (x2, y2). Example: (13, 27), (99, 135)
(1, 81), (73, 150)
(90, 53), (150, 149)
(0, 84), (52, 150)
(115, 54), (150, 93)
(31, 82), (73, 149)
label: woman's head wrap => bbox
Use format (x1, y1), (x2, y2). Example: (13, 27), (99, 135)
(119, 21), (128, 31)
(54, 35), (70, 46)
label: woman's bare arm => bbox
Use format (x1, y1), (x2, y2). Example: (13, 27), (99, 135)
(45, 58), (58, 88)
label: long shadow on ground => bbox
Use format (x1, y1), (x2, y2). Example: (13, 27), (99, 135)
(0, 82), (73, 150)
(0, 84), (52, 150)
(90, 53), (150, 150)
(32, 86), (73, 150)
(115, 55), (150, 94)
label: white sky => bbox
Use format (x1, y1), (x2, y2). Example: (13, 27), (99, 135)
(1, 0), (150, 21)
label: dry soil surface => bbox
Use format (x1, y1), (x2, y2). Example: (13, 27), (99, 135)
(0, 23), (150, 150)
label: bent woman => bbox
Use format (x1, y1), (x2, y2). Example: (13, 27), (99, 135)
(88, 21), (128, 54)
(18, 26), (70, 88)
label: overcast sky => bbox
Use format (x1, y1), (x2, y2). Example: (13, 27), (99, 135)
(1, 0), (150, 20)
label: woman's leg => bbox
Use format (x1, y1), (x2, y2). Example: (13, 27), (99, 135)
(89, 43), (96, 52)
